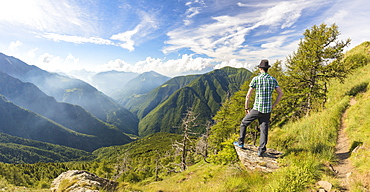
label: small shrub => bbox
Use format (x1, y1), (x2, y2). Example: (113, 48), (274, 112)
(345, 82), (368, 96)
(37, 179), (50, 189)
(344, 53), (369, 70)
(208, 139), (238, 165)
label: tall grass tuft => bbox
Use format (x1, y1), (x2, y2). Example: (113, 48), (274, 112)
(266, 155), (320, 192)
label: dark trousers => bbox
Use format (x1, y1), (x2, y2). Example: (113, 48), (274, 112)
(238, 109), (271, 154)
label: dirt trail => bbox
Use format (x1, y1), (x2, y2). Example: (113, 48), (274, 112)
(333, 98), (356, 191)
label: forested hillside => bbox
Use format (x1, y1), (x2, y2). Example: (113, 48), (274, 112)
(0, 133), (95, 163)
(139, 67), (252, 136)
(123, 74), (201, 119)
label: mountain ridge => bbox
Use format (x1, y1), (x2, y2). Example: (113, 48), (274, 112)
(113, 71), (170, 106)
(138, 67), (252, 136)
(123, 74), (202, 119)
(0, 95), (101, 151)
(0, 53), (139, 135)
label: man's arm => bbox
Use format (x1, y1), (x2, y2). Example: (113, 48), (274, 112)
(245, 87), (254, 112)
(272, 87), (283, 109)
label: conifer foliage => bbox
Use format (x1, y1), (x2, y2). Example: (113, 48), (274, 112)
(284, 23), (351, 116)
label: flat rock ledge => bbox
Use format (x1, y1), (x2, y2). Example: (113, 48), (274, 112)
(234, 144), (283, 173)
(50, 170), (117, 192)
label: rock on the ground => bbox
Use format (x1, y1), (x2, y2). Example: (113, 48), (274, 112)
(50, 170), (117, 192)
(234, 144), (282, 173)
(317, 180), (333, 191)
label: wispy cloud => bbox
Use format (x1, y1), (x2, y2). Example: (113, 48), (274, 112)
(183, 0), (205, 25)
(41, 9), (159, 51)
(110, 10), (159, 51)
(42, 33), (114, 45)
(0, 0), (93, 34)
(163, 0), (320, 65)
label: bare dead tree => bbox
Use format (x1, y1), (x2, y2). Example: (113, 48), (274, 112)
(196, 120), (212, 163)
(113, 151), (131, 181)
(154, 150), (161, 181)
(172, 108), (199, 172)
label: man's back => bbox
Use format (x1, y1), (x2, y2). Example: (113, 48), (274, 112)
(250, 73), (278, 113)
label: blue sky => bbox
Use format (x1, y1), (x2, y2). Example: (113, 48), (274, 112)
(0, 0), (369, 77)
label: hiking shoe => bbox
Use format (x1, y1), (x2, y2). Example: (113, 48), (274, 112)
(257, 152), (265, 157)
(233, 141), (244, 148)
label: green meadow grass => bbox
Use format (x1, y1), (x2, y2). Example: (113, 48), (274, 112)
(127, 162), (265, 192)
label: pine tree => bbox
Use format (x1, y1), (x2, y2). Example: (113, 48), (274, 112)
(285, 23), (350, 116)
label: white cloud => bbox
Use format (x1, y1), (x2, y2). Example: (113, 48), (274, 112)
(36, 53), (81, 72)
(38, 53), (61, 64)
(26, 48), (39, 60)
(97, 59), (132, 72)
(110, 28), (139, 52)
(255, 1), (305, 28)
(8, 40), (22, 51)
(66, 54), (80, 64)
(183, 2), (203, 25)
(98, 54), (214, 77)
(237, 2), (276, 8)
(42, 33), (114, 45)
(214, 59), (253, 70)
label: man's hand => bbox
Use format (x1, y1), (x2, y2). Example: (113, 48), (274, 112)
(245, 109), (250, 114)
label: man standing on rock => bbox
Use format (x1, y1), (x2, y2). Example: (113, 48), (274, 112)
(234, 59), (283, 157)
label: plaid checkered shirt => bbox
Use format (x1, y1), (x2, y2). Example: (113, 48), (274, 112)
(249, 72), (279, 113)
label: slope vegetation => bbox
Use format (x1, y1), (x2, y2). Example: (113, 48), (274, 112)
(0, 133), (94, 163)
(123, 74), (201, 119)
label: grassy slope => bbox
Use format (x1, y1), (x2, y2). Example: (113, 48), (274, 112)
(131, 162), (265, 192)
(326, 42), (370, 190)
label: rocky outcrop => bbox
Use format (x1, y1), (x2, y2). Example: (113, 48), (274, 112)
(234, 144), (282, 173)
(50, 170), (117, 192)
